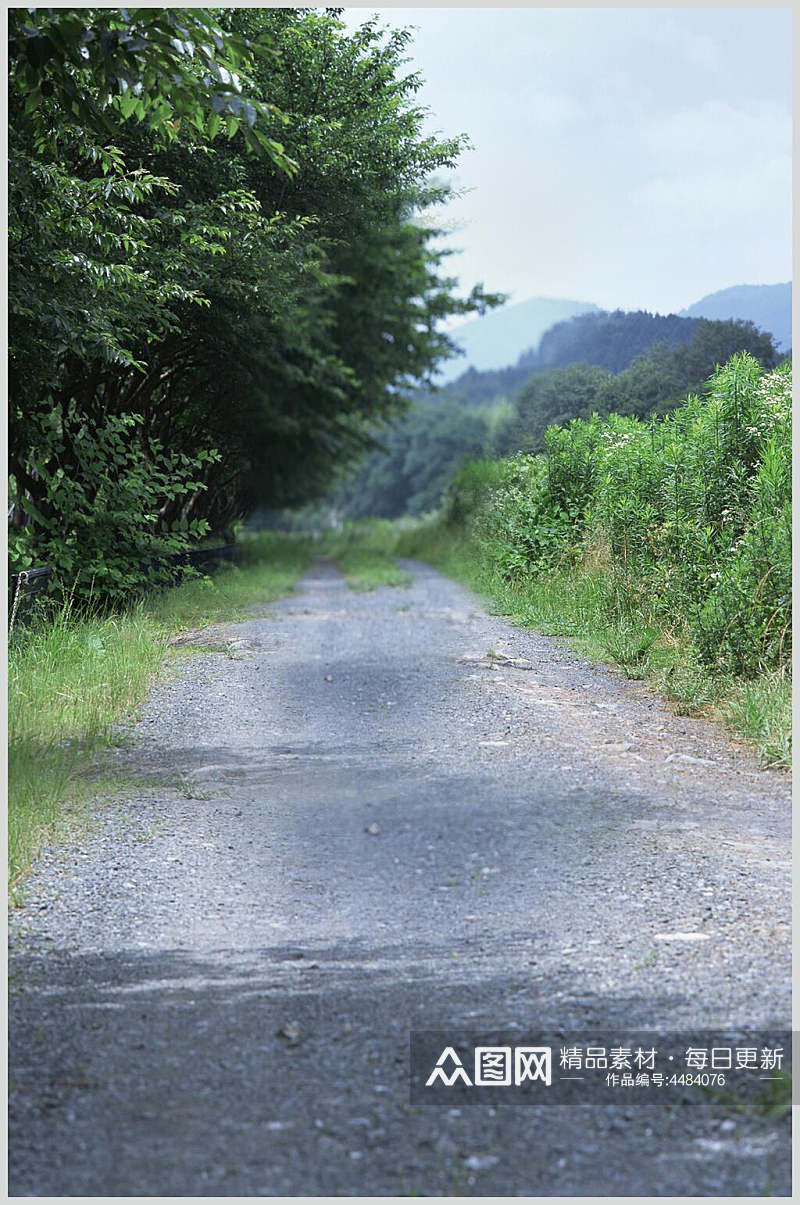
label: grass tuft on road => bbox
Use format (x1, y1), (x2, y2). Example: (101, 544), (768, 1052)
(8, 532), (313, 894)
(320, 520), (413, 591)
(340, 555), (412, 592)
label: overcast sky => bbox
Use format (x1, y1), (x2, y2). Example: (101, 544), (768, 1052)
(339, 6), (791, 319)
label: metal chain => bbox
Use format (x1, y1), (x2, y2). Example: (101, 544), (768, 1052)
(9, 571), (29, 634)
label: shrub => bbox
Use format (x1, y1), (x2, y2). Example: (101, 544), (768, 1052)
(9, 408), (220, 605)
(442, 354), (791, 678)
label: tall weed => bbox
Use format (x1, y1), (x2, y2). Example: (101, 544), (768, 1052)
(447, 356), (791, 679)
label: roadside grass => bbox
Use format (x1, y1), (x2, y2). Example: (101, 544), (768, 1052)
(699, 1068), (792, 1120)
(360, 515), (791, 769)
(147, 531), (314, 628)
(751, 1070), (793, 1118)
(8, 532), (313, 894)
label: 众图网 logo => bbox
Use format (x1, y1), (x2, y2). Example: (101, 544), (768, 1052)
(412, 1031), (790, 1104)
(425, 1046), (552, 1088)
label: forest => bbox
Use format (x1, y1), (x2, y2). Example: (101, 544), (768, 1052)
(8, 7), (498, 602)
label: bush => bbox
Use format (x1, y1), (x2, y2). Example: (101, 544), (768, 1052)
(9, 408), (219, 605)
(694, 435), (791, 676)
(443, 354), (791, 678)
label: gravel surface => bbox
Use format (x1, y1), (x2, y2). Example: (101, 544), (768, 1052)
(9, 559), (792, 1196)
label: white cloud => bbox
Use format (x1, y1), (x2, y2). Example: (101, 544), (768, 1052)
(643, 101), (791, 165)
(337, 7), (791, 311)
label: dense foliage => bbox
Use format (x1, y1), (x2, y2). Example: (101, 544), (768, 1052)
(327, 398), (500, 520)
(446, 355), (791, 679)
(498, 315), (779, 454)
(328, 310), (779, 519)
(9, 7), (497, 599)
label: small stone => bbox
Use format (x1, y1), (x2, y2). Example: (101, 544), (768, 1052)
(277, 1021), (302, 1044)
(653, 932), (711, 942)
(365, 823), (380, 836)
(465, 1155), (499, 1171)
(664, 752), (715, 766)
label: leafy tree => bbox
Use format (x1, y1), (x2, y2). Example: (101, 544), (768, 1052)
(660, 319), (778, 403)
(498, 363), (617, 455)
(9, 8), (499, 593)
(329, 400), (491, 520)
(8, 7), (295, 164)
(8, 409), (220, 601)
(498, 317), (779, 454)
(9, 7), (299, 537)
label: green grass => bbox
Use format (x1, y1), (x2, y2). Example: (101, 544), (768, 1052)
(318, 519), (413, 591)
(339, 553), (412, 592)
(383, 515), (790, 769)
(699, 1067), (792, 1120)
(751, 1069), (793, 1118)
(8, 532), (313, 893)
(147, 531), (314, 627)
(715, 674), (791, 769)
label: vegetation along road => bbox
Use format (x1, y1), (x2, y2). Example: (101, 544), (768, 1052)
(9, 560), (790, 1195)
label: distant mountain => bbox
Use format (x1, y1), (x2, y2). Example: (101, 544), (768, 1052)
(681, 283), (791, 352)
(438, 296), (599, 382)
(425, 306), (777, 414)
(536, 309), (698, 374)
(428, 311), (696, 409)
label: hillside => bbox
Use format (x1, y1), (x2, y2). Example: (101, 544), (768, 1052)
(681, 282), (791, 351)
(437, 284), (791, 384)
(439, 295), (598, 382)
(535, 309), (697, 373)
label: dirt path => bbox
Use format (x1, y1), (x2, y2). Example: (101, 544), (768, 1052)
(9, 560), (791, 1195)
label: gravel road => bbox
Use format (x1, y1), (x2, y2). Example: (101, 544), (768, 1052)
(9, 559), (792, 1196)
